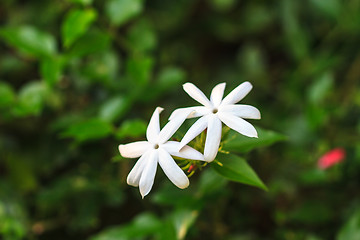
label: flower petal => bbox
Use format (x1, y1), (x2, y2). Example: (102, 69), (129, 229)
(126, 150), (150, 187)
(204, 115), (222, 162)
(218, 112), (258, 138)
(139, 150), (158, 198)
(219, 104), (261, 119)
(183, 83), (212, 108)
(119, 141), (151, 158)
(210, 82), (226, 107)
(158, 148), (189, 189)
(178, 116), (208, 150)
(168, 106), (209, 121)
(157, 109), (192, 144)
(162, 141), (205, 161)
(146, 107), (164, 143)
(187, 106), (211, 118)
(221, 82), (253, 106)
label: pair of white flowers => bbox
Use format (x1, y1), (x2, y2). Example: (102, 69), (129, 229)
(119, 82), (261, 198)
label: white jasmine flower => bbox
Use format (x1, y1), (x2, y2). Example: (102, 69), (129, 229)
(169, 82), (261, 162)
(119, 107), (204, 198)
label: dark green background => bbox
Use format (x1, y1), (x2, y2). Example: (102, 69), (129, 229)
(1, 0), (360, 239)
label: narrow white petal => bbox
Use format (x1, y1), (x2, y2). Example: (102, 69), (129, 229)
(183, 83), (212, 108)
(219, 104), (261, 119)
(126, 151), (150, 187)
(158, 149), (189, 189)
(187, 106), (211, 118)
(146, 107), (164, 143)
(221, 82), (253, 105)
(168, 106), (210, 121)
(169, 107), (193, 121)
(157, 109), (192, 144)
(162, 141), (205, 161)
(119, 141), (151, 158)
(178, 116), (208, 150)
(139, 150), (158, 198)
(218, 112), (258, 138)
(204, 115), (222, 162)
(210, 82), (226, 107)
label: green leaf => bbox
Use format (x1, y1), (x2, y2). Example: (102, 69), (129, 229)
(13, 81), (48, 116)
(127, 20), (157, 53)
(81, 51), (120, 85)
(152, 183), (199, 207)
(4, 155), (38, 192)
(0, 184), (27, 239)
(307, 71), (334, 104)
(40, 56), (64, 86)
(126, 55), (153, 86)
(289, 200), (333, 224)
(198, 168), (228, 196)
(115, 119), (147, 139)
(0, 82), (15, 107)
(222, 127), (286, 153)
(99, 96), (131, 122)
(0, 26), (56, 58)
(67, 0), (93, 5)
(106, 0), (144, 26)
(209, 0), (236, 12)
(156, 221), (177, 240)
(238, 43), (266, 78)
(66, 29), (111, 57)
(337, 208), (360, 240)
(309, 0), (341, 18)
(157, 67), (186, 90)
(62, 8), (97, 48)
(243, 4), (274, 33)
(171, 209), (198, 240)
(61, 118), (113, 142)
(306, 104), (327, 130)
(142, 67), (186, 101)
(298, 169), (327, 185)
(90, 213), (161, 240)
(212, 153), (267, 190)
(281, 0), (309, 60)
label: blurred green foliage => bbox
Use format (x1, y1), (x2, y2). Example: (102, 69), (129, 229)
(1, 0), (360, 239)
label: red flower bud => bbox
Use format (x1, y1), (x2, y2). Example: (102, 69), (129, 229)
(317, 148), (345, 169)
